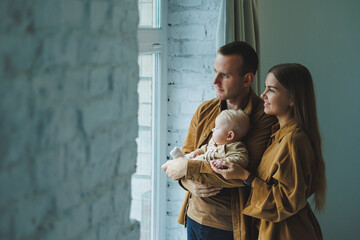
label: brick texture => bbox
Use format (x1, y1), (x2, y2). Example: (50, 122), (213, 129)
(0, 0), (140, 239)
(166, 0), (220, 239)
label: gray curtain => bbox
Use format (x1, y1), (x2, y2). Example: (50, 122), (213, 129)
(216, 0), (261, 94)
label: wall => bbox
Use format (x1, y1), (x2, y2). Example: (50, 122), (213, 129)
(166, 0), (220, 239)
(258, 0), (360, 239)
(0, 0), (140, 239)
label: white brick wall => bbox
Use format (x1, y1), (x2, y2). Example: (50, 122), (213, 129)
(166, 1), (220, 239)
(0, 0), (140, 239)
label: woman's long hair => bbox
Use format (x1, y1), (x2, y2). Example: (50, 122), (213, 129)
(269, 63), (326, 212)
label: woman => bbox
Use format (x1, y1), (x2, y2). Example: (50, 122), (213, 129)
(211, 63), (326, 240)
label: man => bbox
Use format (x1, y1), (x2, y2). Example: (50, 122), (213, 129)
(162, 41), (277, 240)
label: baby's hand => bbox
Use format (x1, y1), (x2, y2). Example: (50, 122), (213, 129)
(188, 151), (199, 159)
(211, 160), (229, 169)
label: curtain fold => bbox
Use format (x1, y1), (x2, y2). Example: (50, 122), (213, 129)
(216, 0), (261, 95)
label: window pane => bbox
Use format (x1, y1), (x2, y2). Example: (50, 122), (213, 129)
(138, 0), (153, 27)
(131, 54), (154, 240)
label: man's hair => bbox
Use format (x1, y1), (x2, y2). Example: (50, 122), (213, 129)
(217, 41), (258, 75)
(218, 109), (250, 141)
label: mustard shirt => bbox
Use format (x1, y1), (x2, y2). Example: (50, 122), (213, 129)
(243, 120), (323, 240)
(178, 89), (277, 239)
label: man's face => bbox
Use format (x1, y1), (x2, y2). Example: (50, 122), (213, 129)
(213, 54), (246, 101)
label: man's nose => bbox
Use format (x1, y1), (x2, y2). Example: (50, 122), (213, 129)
(213, 74), (221, 85)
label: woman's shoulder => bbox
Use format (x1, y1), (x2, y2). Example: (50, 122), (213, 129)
(286, 126), (312, 151)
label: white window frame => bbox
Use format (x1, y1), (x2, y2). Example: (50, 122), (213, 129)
(137, 1), (167, 239)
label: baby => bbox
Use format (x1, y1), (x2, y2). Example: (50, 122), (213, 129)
(170, 109), (250, 168)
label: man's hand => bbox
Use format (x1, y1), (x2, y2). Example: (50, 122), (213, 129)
(187, 150), (199, 159)
(161, 157), (188, 180)
(181, 178), (221, 198)
(210, 160), (250, 180)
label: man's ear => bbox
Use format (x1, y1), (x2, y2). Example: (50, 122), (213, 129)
(227, 131), (235, 141)
(243, 72), (254, 87)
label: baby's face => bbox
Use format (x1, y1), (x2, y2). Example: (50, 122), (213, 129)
(212, 115), (231, 145)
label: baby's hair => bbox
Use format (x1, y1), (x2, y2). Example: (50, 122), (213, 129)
(218, 109), (250, 140)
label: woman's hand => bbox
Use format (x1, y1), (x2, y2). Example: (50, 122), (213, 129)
(161, 157), (188, 180)
(210, 160), (250, 180)
(181, 178), (221, 198)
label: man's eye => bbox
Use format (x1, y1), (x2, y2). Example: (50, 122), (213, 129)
(222, 74), (228, 77)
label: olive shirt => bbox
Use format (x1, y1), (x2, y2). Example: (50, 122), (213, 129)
(178, 89), (277, 239)
(242, 120), (323, 240)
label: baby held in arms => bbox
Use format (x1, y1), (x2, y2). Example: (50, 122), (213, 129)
(170, 109), (250, 169)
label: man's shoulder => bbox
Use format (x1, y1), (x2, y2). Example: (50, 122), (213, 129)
(198, 98), (221, 108)
(196, 98), (221, 114)
(250, 91), (264, 113)
(249, 92), (277, 126)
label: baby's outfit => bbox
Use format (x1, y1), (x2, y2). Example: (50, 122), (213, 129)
(170, 137), (248, 168)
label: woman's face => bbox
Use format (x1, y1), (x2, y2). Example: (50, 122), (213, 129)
(261, 73), (292, 121)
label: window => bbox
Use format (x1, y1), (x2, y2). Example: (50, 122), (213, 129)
(130, 1), (167, 240)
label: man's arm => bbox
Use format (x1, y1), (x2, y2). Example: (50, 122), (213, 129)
(162, 157), (245, 187)
(184, 112), (277, 187)
(180, 178), (221, 198)
(185, 159), (245, 188)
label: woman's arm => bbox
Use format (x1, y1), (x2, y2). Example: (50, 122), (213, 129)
(242, 131), (314, 222)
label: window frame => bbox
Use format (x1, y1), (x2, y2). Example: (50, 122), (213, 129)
(136, 0), (167, 239)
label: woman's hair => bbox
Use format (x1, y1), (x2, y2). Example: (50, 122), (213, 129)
(218, 109), (250, 141)
(268, 63), (326, 212)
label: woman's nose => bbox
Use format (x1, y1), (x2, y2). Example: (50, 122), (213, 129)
(260, 90), (266, 99)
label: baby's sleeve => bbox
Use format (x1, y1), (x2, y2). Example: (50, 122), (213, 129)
(196, 143), (208, 155)
(224, 143), (249, 168)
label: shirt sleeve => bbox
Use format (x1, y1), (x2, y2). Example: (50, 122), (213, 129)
(197, 143), (208, 155)
(242, 131), (314, 222)
(181, 108), (200, 154)
(185, 159), (246, 187)
(223, 145), (248, 168)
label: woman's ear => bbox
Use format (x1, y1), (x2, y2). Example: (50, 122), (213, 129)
(290, 96), (294, 107)
(227, 131), (235, 141)
(243, 73), (254, 87)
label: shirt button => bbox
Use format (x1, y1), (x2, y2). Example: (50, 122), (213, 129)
(203, 134), (206, 137)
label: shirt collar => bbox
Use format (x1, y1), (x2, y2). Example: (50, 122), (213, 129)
(271, 119), (298, 143)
